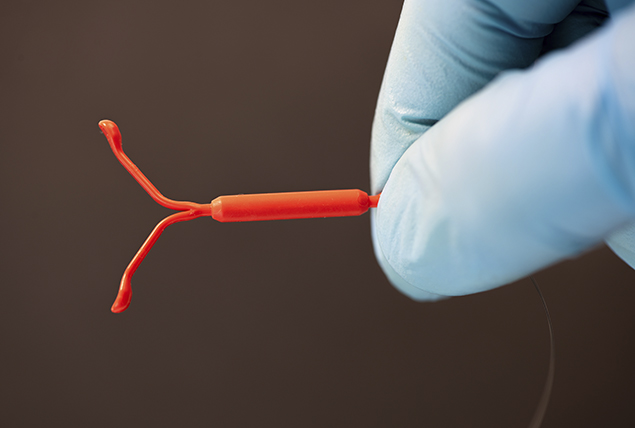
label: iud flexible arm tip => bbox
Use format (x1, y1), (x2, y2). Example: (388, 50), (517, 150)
(99, 120), (379, 313)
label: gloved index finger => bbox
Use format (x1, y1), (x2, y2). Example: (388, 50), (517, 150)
(371, 0), (583, 194)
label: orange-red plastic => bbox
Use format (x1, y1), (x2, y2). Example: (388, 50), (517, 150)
(211, 189), (375, 222)
(99, 120), (212, 313)
(99, 119), (379, 313)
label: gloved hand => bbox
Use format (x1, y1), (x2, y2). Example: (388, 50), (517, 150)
(371, 0), (635, 300)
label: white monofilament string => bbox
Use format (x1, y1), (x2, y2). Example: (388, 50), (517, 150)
(527, 276), (555, 428)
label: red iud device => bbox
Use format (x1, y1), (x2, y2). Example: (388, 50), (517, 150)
(99, 120), (380, 313)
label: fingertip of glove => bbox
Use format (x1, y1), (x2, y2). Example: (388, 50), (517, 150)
(371, 210), (449, 302)
(606, 221), (635, 270)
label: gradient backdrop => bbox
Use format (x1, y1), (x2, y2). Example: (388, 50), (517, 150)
(1, 1), (634, 427)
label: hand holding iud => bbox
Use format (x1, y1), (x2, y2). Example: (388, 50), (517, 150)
(99, 120), (380, 313)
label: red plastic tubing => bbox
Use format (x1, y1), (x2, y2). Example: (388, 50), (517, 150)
(99, 120), (379, 313)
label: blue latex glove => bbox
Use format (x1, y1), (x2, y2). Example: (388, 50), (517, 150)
(371, 0), (635, 300)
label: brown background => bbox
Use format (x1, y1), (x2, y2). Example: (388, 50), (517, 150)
(1, 1), (634, 427)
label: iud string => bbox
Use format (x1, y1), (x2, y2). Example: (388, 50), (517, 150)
(528, 276), (555, 428)
(99, 120), (380, 313)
